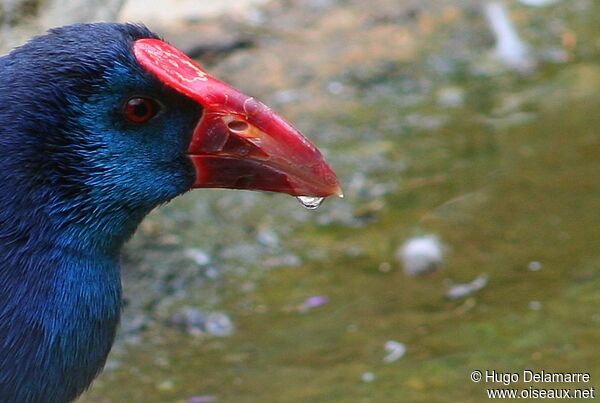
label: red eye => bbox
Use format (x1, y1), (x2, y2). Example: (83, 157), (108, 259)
(124, 97), (158, 124)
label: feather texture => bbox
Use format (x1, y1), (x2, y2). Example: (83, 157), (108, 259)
(0, 23), (201, 402)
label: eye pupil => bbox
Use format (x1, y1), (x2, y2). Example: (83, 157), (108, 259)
(124, 97), (157, 123)
(132, 101), (148, 116)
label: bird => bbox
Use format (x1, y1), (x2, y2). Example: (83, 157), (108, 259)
(0, 22), (340, 403)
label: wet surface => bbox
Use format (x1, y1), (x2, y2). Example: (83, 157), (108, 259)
(82, 0), (600, 401)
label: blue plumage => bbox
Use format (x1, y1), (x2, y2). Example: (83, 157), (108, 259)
(0, 23), (201, 402)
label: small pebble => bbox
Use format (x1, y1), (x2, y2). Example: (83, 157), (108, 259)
(528, 300), (543, 311)
(383, 340), (407, 363)
(446, 275), (488, 299)
(205, 266), (220, 279)
(257, 229), (280, 248)
(170, 307), (206, 334)
(327, 81), (345, 95)
(437, 87), (465, 108)
(361, 372), (376, 383)
(397, 235), (444, 276)
(345, 246), (363, 257)
(300, 295), (329, 311)
(185, 248), (211, 266)
(206, 313), (235, 337)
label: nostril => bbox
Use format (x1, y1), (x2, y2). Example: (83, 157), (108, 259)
(227, 120), (249, 133)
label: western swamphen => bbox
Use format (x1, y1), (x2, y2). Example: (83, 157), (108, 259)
(0, 23), (340, 402)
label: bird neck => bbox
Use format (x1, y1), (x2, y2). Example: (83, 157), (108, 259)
(0, 228), (124, 402)
(0, 184), (148, 401)
(56, 205), (150, 256)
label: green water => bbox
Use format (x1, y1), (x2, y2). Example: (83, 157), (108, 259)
(83, 2), (600, 402)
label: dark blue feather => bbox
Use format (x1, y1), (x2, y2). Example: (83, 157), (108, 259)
(0, 23), (202, 402)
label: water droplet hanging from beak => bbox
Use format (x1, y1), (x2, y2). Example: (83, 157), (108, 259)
(296, 196), (325, 210)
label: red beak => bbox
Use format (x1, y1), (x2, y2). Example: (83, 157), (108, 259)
(133, 39), (342, 198)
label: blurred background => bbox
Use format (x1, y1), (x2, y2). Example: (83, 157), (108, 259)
(2, 0), (600, 402)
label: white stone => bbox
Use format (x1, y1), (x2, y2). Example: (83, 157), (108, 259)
(383, 340), (406, 363)
(397, 235), (444, 276)
(185, 248), (211, 266)
(361, 372), (376, 383)
(206, 312), (235, 337)
(446, 275), (488, 299)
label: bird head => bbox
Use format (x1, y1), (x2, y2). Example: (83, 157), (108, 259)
(0, 23), (340, 245)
